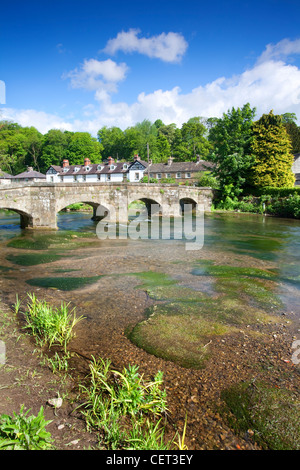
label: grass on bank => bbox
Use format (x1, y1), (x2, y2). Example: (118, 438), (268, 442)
(6, 295), (186, 450)
(15, 293), (84, 353)
(77, 356), (186, 450)
(0, 405), (53, 450)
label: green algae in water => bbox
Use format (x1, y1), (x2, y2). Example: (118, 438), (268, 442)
(191, 260), (282, 311)
(128, 313), (226, 369)
(6, 253), (63, 266)
(191, 261), (277, 280)
(221, 381), (300, 450)
(146, 285), (207, 302)
(7, 230), (96, 251)
(129, 271), (177, 289)
(26, 275), (102, 291)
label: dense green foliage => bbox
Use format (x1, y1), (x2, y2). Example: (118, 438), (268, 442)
(0, 405), (53, 450)
(209, 103), (256, 196)
(249, 111), (295, 188)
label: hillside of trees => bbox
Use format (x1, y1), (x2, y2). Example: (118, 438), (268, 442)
(0, 104), (299, 196)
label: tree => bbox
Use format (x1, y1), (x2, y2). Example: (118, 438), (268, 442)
(181, 117), (211, 160)
(250, 110), (295, 188)
(97, 126), (125, 160)
(66, 132), (103, 165)
(22, 127), (43, 171)
(39, 129), (71, 172)
(208, 103), (256, 196)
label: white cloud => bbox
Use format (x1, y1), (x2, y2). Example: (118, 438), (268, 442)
(103, 28), (188, 63)
(64, 58), (128, 93)
(258, 38), (300, 64)
(2, 38), (300, 136)
(0, 108), (74, 134)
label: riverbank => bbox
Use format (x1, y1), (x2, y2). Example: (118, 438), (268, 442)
(0, 282), (298, 450)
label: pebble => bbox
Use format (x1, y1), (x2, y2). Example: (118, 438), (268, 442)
(47, 397), (63, 408)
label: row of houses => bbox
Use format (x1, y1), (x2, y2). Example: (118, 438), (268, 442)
(0, 155), (214, 185)
(2, 152), (300, 186)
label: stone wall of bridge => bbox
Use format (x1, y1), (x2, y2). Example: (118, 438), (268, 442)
(0, 182), (215, 229)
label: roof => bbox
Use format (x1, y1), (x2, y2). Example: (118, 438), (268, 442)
(0, 171), (12, 179)
(13, 170), (46, 179)
(47, 161), (128, 176)
(148, 160), (215, 173)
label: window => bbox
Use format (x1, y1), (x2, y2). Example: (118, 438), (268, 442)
(176, 172), (181, 178)
(97, 174), (101, 180)
(63, 167), (68, 173)
(74, 167), (80, 172)
(50, 176), (54, 182)
(135, 172), (139, 180)
(107, 174), (111, 181)
(186, 172), (191, 178)
(166, 173), (171, 178)
(97, 165), (102, 171)
(83, 175), (86, 181)
(73, 175), (77, 182)
(150, 173), (154, 178)
(123, 164), (128, 170)
(85, 166), (90, 171)
(110, 165), (115, 170)
(157, 173), (162, 179)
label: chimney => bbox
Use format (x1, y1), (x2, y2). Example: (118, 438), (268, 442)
(107, 156), (115, 165)
(167, 156), (173, 166)
(27, 166), (33, 172)
(196, 155), (201, 164)
(84, 158), (91, 166)
(134, 154), (140, 161)
(62, 159), (69, 168)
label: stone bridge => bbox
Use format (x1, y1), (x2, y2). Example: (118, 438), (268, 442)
(0, 182), (214, 229)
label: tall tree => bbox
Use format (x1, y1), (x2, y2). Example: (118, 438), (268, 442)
(97, 126), (125, 160)
(66, 132), (103, 165)
(39, 129), (71, 172)
(181, 117), (211, 160)
(250, 110), (295, 188)
(208, 103), (256, 196)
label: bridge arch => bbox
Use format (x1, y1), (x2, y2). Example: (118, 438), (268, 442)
(0, 207), (33, 229)
(56, 198), (112, 222)
(179, 197), (198, 214)
(128, 196), (162, 219)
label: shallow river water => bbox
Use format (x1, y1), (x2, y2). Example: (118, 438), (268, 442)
(0, 209), (299, 448)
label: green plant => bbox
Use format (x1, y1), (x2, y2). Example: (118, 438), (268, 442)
(78, 356), (171, 449)
(0, 405), (53, 450)
(23, 293), (84, 352)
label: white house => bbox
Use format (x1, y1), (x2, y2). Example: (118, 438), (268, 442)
(46, 157), (128, 183)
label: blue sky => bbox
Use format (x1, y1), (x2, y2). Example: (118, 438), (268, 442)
(1, 0), (300, 135)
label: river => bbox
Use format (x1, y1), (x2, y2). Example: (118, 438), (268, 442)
(0, 209), (299, 448)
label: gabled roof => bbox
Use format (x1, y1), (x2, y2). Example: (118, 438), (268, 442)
(148, 160), (214, 173)
(0, 171), (12, 179)
(47, 162), (128, 176)
(13, 170), (46, 179)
